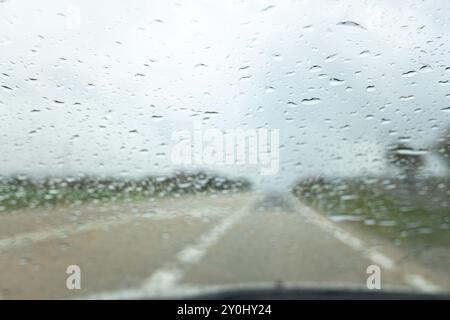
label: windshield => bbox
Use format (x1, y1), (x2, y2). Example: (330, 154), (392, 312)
(0, 0), (449, 299)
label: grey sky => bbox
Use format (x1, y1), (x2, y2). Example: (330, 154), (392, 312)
(0, 0), (449, 189)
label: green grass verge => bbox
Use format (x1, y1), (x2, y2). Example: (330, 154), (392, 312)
(292, 177), (450, 246)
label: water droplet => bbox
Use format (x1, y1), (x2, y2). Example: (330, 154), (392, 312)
(329, 78), (345, 86)
(336, 21), (366, 30)
(399, 95), (415, 101)
(309, 65), (322, 73)
(261, 5), (276, 13)
(301, 98), (321, 105)
(152, 115), (164, 122)
(194, 63), (208, 69)
(272, 54), (283, 62)
(18, 257), (30, 266)
(402, 70), (417, 78)
(325, 53), (338, 62)
(360, 50), (370, 57)
(264, 86), (275, 93)
(419, 65), (433, 73)
(396, 148), (428, 156)
(239, 75), (252, 81)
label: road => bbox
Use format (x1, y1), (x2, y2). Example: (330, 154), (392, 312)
(0, 192), (449, 299)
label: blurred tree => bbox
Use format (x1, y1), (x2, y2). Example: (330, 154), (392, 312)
(385, 142), (425, 190)
(434, 126), (450, 171)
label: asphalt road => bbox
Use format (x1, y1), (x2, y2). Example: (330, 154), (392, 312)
(0, 192), (449, 299)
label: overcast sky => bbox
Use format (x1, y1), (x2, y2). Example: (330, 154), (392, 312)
(0, 0), (449, 189)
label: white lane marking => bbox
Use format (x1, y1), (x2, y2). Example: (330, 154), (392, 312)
(404, 274), (444, 293)
(84, 202), (253, 299)
(0, 215), (136, 252)
(326, 224), (365, 251)
(291, 197), (446, 292)
(367, 250), (395, 270)
(142, 268), (184, 293)
(296, 200), (395, 269)
(77, 269), (185, 300)
(176, 207), (248, 264)
(296, 201), (365, 251)
(85, 195), (446, 299)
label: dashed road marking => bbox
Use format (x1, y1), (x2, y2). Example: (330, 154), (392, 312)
(367, 250), (395, 270)
(290, 196), (444, 293)
(404, 274), (444, 293)
(83, 195), (447, 298)
(84, 201), (254, 299)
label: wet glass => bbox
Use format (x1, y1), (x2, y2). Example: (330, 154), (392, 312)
(0, 0), (449, 299)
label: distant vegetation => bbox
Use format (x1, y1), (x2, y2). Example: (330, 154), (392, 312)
(383, 126), (450, 181)
(434, 125), (450, 171)
(292, 130), (450, 246)
(385, 142), (426, 188)
(0, 171), (251, 212)
(292, 176), (450, 246)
